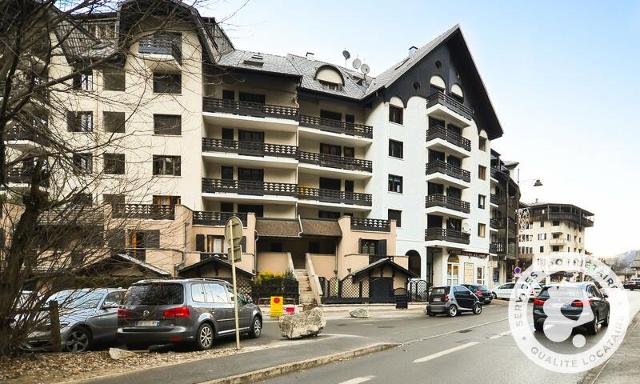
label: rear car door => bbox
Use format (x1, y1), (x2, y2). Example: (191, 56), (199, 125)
(207, 283), (234, 334)
(453, 286), (473, 309)
(226, 284), (252, 330)
(87, 290), (124, 342)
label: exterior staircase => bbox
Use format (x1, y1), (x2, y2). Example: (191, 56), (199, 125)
(294, 269), (317, 308)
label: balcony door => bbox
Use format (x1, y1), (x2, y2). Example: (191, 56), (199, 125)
(447, 218), (462, 232)
(238, 92), (265, 105)
(238, 130), (264, 155)
(447, 155), (462, 168)
(221, 166), (234, 190)
(428, 150), (445, 162)
(237, 204), (263, 218)
(447, 187), (462, 199)
(428, 182), (444, 195)
(222, 128), (234, 146)
(427, 215), (443, 229)
(320, 143), (341, 156)
(319, 177), (340, 190)
(238, 168), (263, 194)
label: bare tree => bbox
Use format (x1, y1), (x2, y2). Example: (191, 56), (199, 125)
(0, 0), (220, 356)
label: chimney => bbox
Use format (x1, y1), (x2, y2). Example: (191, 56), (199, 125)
(408, 46), (418, 56)
(306, 52), (315, 60)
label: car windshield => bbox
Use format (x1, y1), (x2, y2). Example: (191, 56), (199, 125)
(124, 283), (184, 305)
(47, 290), (104, 310)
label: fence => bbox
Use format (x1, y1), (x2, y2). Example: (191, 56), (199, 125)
(320, 276), (371, 304)
(407, 279), (430, 302)
(251, 278), (299, 304)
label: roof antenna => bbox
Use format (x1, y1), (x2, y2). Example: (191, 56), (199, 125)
(342, 49), (351, 67)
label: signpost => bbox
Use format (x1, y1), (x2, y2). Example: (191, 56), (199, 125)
(270, 296), (284, 318)
(224, 216), (243, 350)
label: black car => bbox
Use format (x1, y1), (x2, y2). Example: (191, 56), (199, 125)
(623, 278), (640, 291)
(533, 282), (610, 335)
(427, 285), (482, 317)
(117, 279), (262, 350)
(462, 284), (492, 304)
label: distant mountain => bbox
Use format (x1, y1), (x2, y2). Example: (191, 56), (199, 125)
(607, 250), (640, 273)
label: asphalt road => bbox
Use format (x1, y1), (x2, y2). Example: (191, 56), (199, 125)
(260, 291), (640, 384)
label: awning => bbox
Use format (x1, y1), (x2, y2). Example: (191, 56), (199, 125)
(255, 218), (301, 238)
(300, 218), (342, 237)
(351, 258), (417, 280)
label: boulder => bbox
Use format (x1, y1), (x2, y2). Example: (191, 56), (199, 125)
(279, 307), (326, 339)
(109, 347), (137, 360)
(349, 308), (369, 318)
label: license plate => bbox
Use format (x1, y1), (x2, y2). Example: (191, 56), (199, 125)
(432, 298), (441, 302)
(137, 320), (159, 327)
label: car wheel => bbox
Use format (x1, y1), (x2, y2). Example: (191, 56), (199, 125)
(588, 313), (600, 335)
(196, 323), (214, 350)
(448, 305), (458, 317)
(64, 327), (91, 353)
(492, 292), (497, 299)
(534, 321), (544, 332)
(427, 309), (435, 317)
(248, 316), (262, 338)
(472, 303), (482, 315)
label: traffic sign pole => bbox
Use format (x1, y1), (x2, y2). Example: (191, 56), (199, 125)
(225, 216), (243, 351)
(230, 241), (240, 350)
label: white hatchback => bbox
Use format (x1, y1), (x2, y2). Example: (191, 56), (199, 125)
(492, 282), (542, 300)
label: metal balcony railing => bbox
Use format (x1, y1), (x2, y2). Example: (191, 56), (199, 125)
(425, 194), (470, 213)
(201, 138), (298, 158)
(298, 151), (372, 172)
(201, 178), (298, 196)
(297, 187), (372, 206)
(192, 211), (248, 226)
(112, 204), (174, 220)
(426, 91), (474, 120)
(425, 228), (470, 244)
(202, 97), (299, 120)
(138, 37), (181, 64)
(299, 115), (373, 139)
(350, 218), (390, 232)
(426, 125), (471, 151)
(426, 160), (471, 182)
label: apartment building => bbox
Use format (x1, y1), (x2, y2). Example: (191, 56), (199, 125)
(3, 1), (511, 298)
(518, 202), (594, 270)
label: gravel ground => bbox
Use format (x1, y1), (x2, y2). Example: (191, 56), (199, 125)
(0, 346), (242, 384)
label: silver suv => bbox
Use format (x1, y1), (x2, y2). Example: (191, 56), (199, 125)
(117, 279), (262, 350)
(427, 285), (482, 317)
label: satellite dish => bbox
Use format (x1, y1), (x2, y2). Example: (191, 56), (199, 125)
(352, 58), (361, 69)
(342, 50), (351, 60)
(360, 63), (370, 75)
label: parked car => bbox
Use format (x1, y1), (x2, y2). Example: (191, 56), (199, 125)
(623, 278), (640, 291)
(25, 288), (125, 352)
(462, 284), (492, 304)
(533, 282), (610, 335)
(427, 285), (482, 317)
(117, 279), (262, 350)
(492, 282), (542, 301)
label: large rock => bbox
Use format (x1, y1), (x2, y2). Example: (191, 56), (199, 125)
(109, 347), (137, 360)
(349, 308), (369, 318)
(279, 307), (326, 339)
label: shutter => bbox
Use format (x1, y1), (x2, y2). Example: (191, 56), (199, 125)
(195, 234), (205, 252)
(240, 236), (246, 253)
(358, 239), (364, 254)
(377, 240), (387, 256)
(145, 230), (160, 248)
(107, 229), (125, 249)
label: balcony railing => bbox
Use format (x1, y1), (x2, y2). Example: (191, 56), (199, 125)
(426, 91), (474, 120)
(112, 204), (174, 220)
(192, 211), (248, 226)
(351, 218), (390, 232)
(425, 228), (470, 244)
(138, 38), (181, 64)
(490, 242), (504, 254)
(201, 138), (298, 158)
(425, 194), (470, 213)
(6, 168), (49, 187)
(490, 217), (504, 229)
(5, 127), (37, 142)
(530, 212), (594, 227)
(202, 178), (298, 197)
(298, 151), (372, 172)
(202, 97), (299, 120)
(297, 187), (372, 206)
(490, 193), (501, 205)
(299, 115), (373, 139)
(426, 160), (471, 183)
(426, 125), (471, 151)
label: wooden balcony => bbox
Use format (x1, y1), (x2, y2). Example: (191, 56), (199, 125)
(425, 228), (470, 244)
(490, 193), (501, 205)
(425, 194), (470, 213)
(202, 97), (298, 120)
(112, 204), (174, 220)
(6, 168), (49, 187)
(426, 160), (471, 183)
(201, 178), (298, 197)
(299, 115), (373, 139)
(138, 37), (181, 64)
(490, 217), (504, 229)
(192, 211), (248, 226)
(426, 125), (471, 152)
(298, 151), (372, 172)
(426, 91), (474, 120)
(297, 187), (372, 206)
(201, 138), (298, 158)
(351, 218), (390, 232)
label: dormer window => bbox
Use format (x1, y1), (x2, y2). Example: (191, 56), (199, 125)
(451, 84), (464, 103)
(429, 75), (446, 95)
(243, 53), (264, 67)
(319, 80), (342, 91)
(315, 66), (344, 91)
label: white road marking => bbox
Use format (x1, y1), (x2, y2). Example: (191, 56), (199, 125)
(402, 317), (508, 346)
(489, 330), (511, 339)
(338, 376), (376, 384)
(413, 342), (480, 363)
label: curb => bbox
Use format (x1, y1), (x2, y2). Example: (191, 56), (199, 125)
(197, 343), (398, 384)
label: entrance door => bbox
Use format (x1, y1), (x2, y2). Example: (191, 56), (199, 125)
(369, 277), (393, 303)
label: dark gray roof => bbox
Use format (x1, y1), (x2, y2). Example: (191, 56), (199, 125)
(218, 50), (299, 76)
(286, 54), (369, 99)
(255, 218), (301, 237)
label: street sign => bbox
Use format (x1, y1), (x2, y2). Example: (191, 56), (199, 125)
(270, 296), (284, 318)
(224, 216), (243, 350)
(514, 266), (522, 275)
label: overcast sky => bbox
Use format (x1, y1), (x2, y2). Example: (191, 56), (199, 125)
(205, 0), (640, 256)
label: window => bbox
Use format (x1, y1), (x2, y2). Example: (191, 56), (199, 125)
(478, 195), (486, 209)
(153, 72), (181, 94)
(540, 220), (545, 228)
(567, 234), (571, 241)
(153, 114), (181, 135)
(538, 233), (547, 240)
(153, 195), (181, 206)
(389, 140), (403, 158)
(447, 257), (460, 285)
(103, 291), (124, 307)
(478, 223), (486, 238)
(479, 137), (487, 151)
(552, 220), (560, 226)
(73, 153), (92, 174)
(359, 239), (382, 255)
(552, 246), (560, 252)
(67, 111), (93, 132)
(539, 246), (544, 253)
(388, 174), (403, 193)
(103, 69), (125, 91)
(476, 267), (485, 285)
(191, 283), (207, 302)
(73, 193), (93, 206)
(319, 210), (340, 219)
(103, 112), (125, 133)
(478, 165), (486, 180)
(207, 283), (228, 303)
(104, 153), (125, 174)
(319, 80), (342, 91)
(103, 194), (125, 206)
(72, 71), (93, 91)
(389, 105), (403, 124)
(388, 209), (402, 227)
(153, 155), (181, 176)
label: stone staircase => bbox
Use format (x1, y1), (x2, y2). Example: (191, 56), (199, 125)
(294, 268), (317, 308)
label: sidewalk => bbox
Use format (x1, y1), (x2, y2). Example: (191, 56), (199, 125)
(589, 313), (640, 384)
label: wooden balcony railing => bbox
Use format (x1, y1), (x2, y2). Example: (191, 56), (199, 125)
(490, 217), (504, 229)
(426, 91), (474, 120)
(6, 168), (49, 187)
(201, 138), (298, 158)
(298, 151), (372, 172)
(192, 211), (248, 226)
(530, 212), (594, 227)
(138, 38), (181, 64)
(425, 228), (470, 244)
(426, 125), (471, 151)
(351, 218), (390, 232)
(490, 193), (501, 205)
(425, 194), (470, 213)
(202, 97), (299, 120)
(297, 187), (372, 206)
(426, 160), (471, 182)
(201, 178), (298, 197)
(299, 115), (373, 139)
(5, 127), (37, 142)
(112, 203), (174, 220)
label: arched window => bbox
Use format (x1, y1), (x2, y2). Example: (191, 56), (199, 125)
(451, 84), (464, 103)
(315, 66), (344, 91)
(429, 75), (446, 95)
(406, 250), (421, 276)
